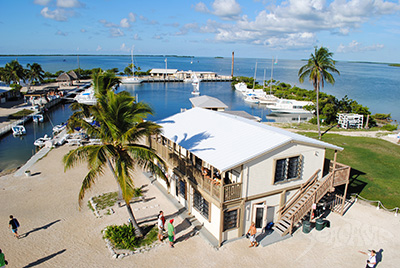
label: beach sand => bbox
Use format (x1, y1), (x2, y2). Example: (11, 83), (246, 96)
(1, 145), (400, 267)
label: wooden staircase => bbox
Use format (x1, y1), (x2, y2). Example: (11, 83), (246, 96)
(273, 164), (349, 236)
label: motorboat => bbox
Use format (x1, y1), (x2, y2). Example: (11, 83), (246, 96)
(191, 74), (200, 95)
(120, 76), (143, 84)
(12, 125), (26, 136)
(234, 82), (248, 92)
(32, 114), (44, 123)
(267, 99), (314, 114)
(34, 134), (51, 147)
(53, 123), (67, 134)
(244, 95), (260, 104)
(74, 87), (97, 105)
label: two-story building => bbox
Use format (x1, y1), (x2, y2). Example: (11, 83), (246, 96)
(149, 108), (350, 246)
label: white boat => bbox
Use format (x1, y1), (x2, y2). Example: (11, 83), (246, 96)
(268, 99), (314, 114)
(53, 123), (67, 134)
(12, 125), (26, 136)
(244, 95), (259, 104)
(34, 134), (51, 147)
(74, 87), (97, 105)
(234, 82), (248, 92)
(32, 114), (44, 123)
(191, 75), (200, 95)
(121, 49), (143, 84)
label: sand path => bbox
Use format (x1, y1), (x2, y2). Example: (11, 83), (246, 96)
(1, 146), (400, 267)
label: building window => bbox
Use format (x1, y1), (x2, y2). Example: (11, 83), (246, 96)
(193, 190), (209, 220)
(223, 209), (239, 231)
(274, 155), (302, 184)
(178, 179), (186, 200)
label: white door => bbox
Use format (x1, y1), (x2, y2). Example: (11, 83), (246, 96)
(253, 203), (266, 231)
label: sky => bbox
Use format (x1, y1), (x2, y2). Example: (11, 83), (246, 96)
(1, 0), (400, 62)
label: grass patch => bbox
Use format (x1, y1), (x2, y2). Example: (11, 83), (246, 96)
(92, 192), (118, 210)
(299, 132), (400, 209)
(8, 109), (34, 119)
(103, 224), (158, 251)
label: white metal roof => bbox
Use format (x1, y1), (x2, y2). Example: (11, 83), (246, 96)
(150, 69), (178, 74)
(156, 108), (343, 172)
(189, 95), (228, 109)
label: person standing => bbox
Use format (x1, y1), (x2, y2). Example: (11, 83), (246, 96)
(0, 249), (8, 267)
(247, 222), (258, 248)
(359, 250), (377, 268)
(8, 215), (20, 239)
(167, 219), (175, 248)
(157, 211), (165, 242)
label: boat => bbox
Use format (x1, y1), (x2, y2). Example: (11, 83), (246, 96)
(121, 49), (143, 84)
(53, 123), (67, 134)
(74, 87), (97, 105)
(34, 134), (52, 147)
(244, 95), (259, 104)
(267, 99), (314, 114)
(191, 80), (200, 95)
(32, 114), (44, 123)
(12, 125), (26, 136)
(234, 82), (248, 92)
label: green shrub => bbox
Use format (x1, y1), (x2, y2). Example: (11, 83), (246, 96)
(8, 109), (34, 119)
(380, 124), (398, 131)
(104, 224), (158, 251)
(92, 192), (118, 210)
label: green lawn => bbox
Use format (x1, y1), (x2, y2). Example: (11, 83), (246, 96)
(300, 132), (400, 209)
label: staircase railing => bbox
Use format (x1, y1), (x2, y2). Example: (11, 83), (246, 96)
(277, 169), (320, 220)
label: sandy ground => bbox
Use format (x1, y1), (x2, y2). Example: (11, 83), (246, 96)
(1, 145), (399, 267)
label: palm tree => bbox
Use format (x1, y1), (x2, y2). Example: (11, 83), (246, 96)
(3, 60), (25, 85)
(63, 73), (167, 237)
(26, 63), (45, 85)
(298, 46), (340, 139)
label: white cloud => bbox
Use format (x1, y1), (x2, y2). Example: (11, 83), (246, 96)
(129, 12), (136, 22)
(337, 40), (384, 53)
(133, 34), (141, 40)
(55, 30), (68, 36)
(40, 7), (69, 21)
(34, 0), (52, 5)
(198, 0), (400, 50)
(110, 28), (124, 37)
(194, 2), (209, 13)
(211, 0), (241, 20)
(80, 28), (86, 33)
(120, 43), (131, 52)
(96, 45), (102, 51)
(175, 23), (199, 36)
(120, 18), (131, 28)
(99, 19), (118, 28)
(153, 35), (163, 40)
(56, 0), (84, 8)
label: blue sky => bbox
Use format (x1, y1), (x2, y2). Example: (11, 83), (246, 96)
(1, 0), (400, 62)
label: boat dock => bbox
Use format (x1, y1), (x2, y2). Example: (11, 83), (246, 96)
(138, 75), (232, 83)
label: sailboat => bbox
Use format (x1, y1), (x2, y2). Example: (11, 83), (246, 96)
(121, 49), (143, 84)
(191, 74), (200, 95)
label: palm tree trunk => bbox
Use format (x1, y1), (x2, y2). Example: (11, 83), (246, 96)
(316, 84), (321, 140)
(106, 158), (144, 237)
(125, 200), (144, 237)
(106, 159), (123, 201)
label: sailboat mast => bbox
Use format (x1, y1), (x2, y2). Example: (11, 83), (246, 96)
(131, 49), (134, 76)
(253, 61), (258, 89)
(270, 57), (274, 95)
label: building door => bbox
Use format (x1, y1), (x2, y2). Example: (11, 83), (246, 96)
(253, 203), (265, 230)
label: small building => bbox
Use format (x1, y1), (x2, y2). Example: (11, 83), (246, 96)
(149, 108), (350, 246)
(56, 72), (74, 86)
(337, 113), (364, 129)
(189, 95), (228, 111)
(150, 69), (178, 78)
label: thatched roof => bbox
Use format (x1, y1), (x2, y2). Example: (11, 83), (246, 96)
(56, 73), (73, 82)
(68, 70), (80, 80)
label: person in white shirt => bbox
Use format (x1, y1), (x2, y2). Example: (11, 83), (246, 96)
(359, 249), (376, 268)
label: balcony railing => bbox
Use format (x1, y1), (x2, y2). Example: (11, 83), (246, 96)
(329, 162), (351, 186)
(150, 138), (242, 203)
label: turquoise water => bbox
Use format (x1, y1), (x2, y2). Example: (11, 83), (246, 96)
(0, 56), (399, 172)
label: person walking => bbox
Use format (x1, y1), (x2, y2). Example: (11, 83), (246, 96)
(0, 249), (8, 267)
(167, 219), (175, 248)
(8, 215), (20, 239)
(157, 211), (166, 242)
(247, 222), (258, 248)
(359, 250), (377, 268)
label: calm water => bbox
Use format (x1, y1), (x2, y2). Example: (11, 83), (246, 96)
(0, 56), (399, 172)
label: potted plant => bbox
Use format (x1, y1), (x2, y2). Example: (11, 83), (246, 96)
(25, 170), (31, 177)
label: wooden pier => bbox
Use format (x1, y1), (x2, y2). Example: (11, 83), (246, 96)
(137, 76), (232, 83)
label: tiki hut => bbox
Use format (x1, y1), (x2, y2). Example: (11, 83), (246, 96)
(56, 72), (74, 86)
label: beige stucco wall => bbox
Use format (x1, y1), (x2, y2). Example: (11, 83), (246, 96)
(191, 201), (221, 239)
(241, 142), (326, 198)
